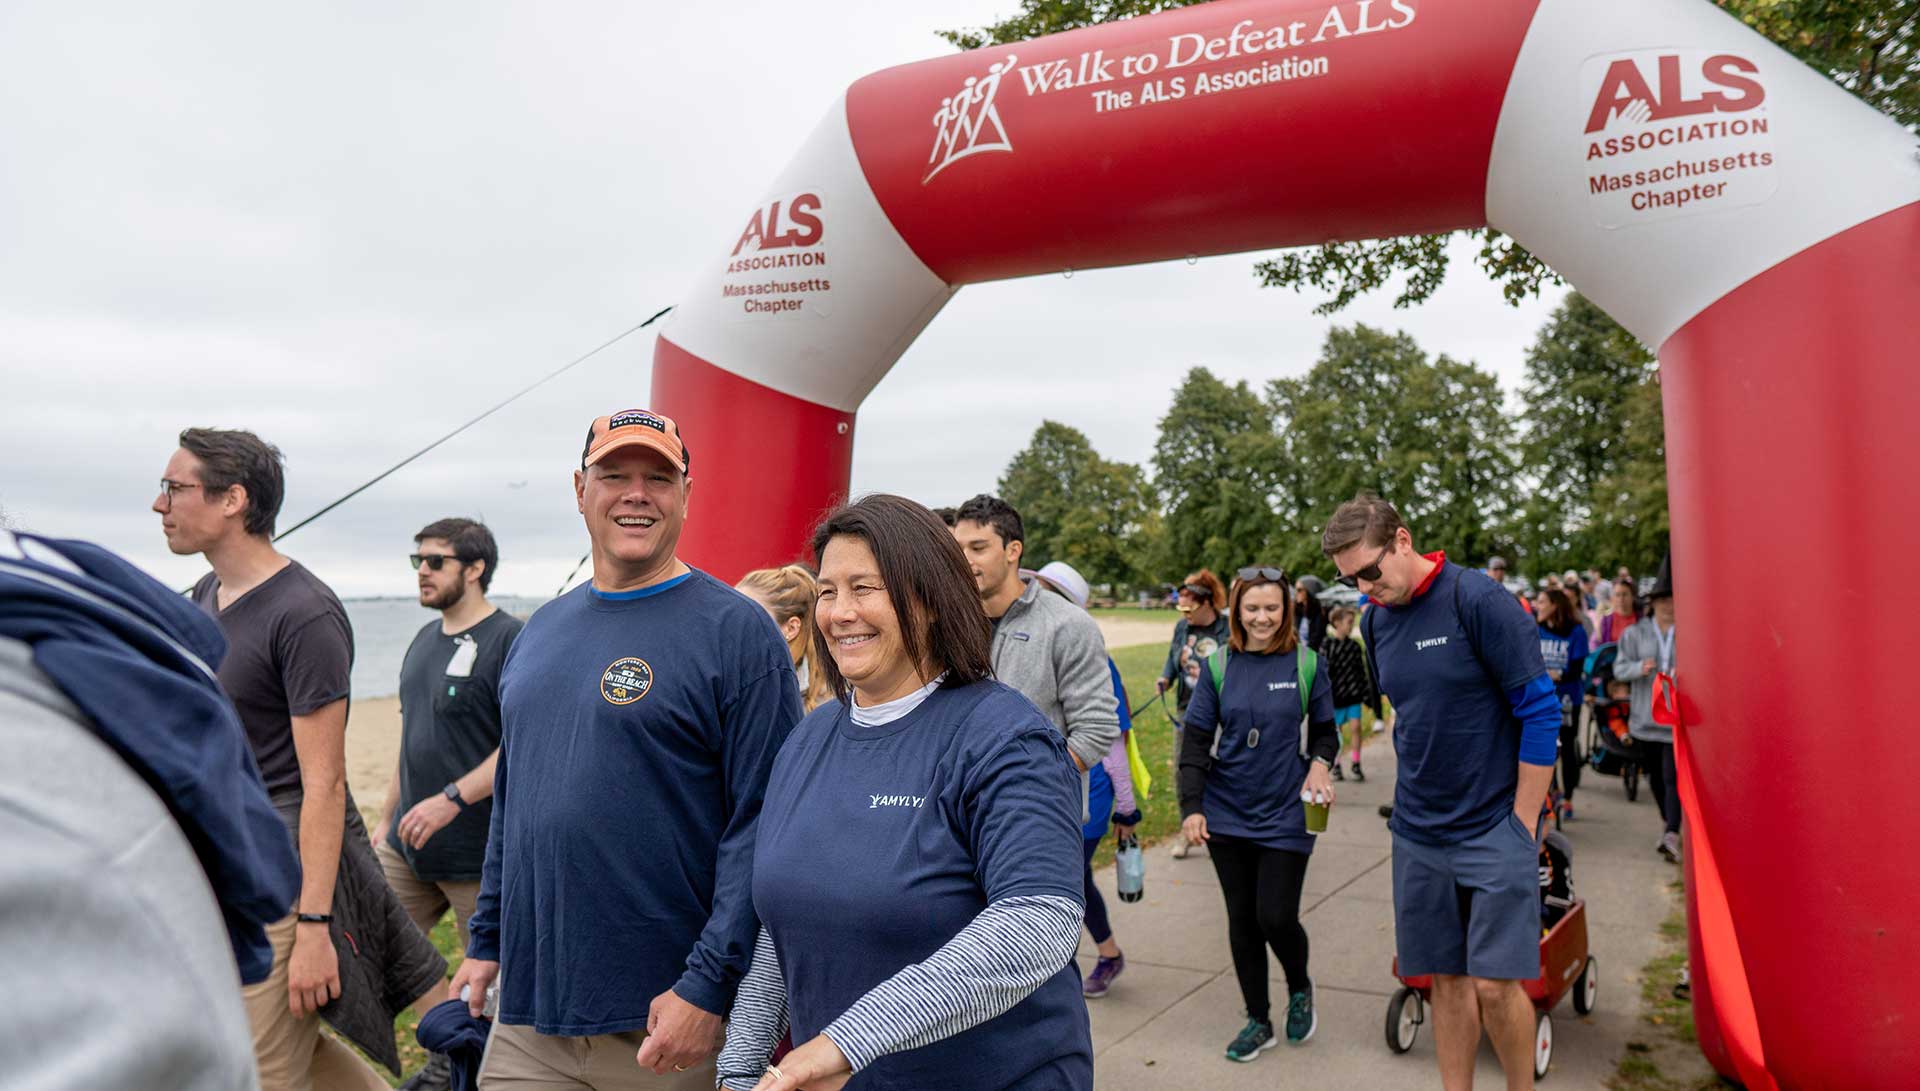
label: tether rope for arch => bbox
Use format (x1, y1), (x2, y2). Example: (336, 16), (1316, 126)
(271, 305), (674, 545)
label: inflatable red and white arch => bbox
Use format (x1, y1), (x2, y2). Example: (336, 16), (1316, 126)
(655, 2), (1919, 1084)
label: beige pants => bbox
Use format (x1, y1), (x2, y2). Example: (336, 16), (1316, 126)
(243, 913), (390, 1091)
(375, 839), (482, 953)
(479, 1019), (717, 1090)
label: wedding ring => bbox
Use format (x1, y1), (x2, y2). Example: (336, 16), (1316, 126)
(766, 1064), (786, 1082)
(673, 1064), (688, 1071)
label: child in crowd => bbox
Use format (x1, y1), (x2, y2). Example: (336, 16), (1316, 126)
(1322, 606), (1376, 782)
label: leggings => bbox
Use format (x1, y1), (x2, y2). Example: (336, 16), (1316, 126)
(1207, 834), (1311, 1021)
(1082, 837), (1112, 945)
(1558, 701), (1582, 800)
(1642, 740), (1683, 834)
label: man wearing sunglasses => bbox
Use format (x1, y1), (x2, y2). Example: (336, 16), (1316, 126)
(1322, 495), (1560, 1091)
(373, 518), (522, 1091)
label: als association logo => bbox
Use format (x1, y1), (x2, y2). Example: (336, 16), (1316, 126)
(731, 193), (824, 256)
(1583, 53), (1765, 134)
(600, 657), (654, 706)
(925, 53), (1018, 184)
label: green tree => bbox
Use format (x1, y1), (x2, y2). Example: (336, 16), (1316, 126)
(940, 0), (1920, 313)
(1149, 367), (1280, 579)
(1507, 293), (1659, 570)
(1268, 325), (1516, 569)
(998, 420), (1156, 590)
(1587, 375), (1670, 575)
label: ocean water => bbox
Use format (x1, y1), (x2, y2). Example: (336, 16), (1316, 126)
(343, 595), (550, 699)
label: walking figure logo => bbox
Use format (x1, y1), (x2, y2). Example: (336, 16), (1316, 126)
(925, 54), (1017, 184)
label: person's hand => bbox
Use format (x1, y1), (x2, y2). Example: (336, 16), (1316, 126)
(1642, 658), (1657, 674)
(398, 794), (461, 849)
(1304, 761), (1335, 806)
(288, 923), (341, 1017)
(1181, 813), (1209, 844)
(1547, 669), (1562, 683)
(1514, 806), (1541, 842)
(635, 988), (722, 1075)
(753, 1033), (851, 1090)
(449, 958), (499, 1017)
(372, 813), (393, 848)
(1112, 821), (1135, 842)
(1155, 677), (1170, 695)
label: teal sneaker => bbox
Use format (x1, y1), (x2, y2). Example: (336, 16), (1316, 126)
(1225, 1017), (1276, 1062)
(1285, 984), (1317, 1044)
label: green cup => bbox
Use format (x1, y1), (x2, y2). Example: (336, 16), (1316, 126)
(1302, 789), (1329, 835)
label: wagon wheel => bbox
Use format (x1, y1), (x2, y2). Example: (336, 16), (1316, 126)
(1624, 762), (1641, 802)
(1534, 1011), (1554, 1079)
(1573, 956), (1598, 1015)
(1384, 987), (1422, 1054)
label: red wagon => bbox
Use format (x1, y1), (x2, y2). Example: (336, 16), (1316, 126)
(1383, 899), (1597, 1080)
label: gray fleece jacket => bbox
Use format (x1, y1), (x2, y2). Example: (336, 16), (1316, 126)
(1614, 616), (1677, 744)
(0, 638), (260, 1091)
(990, 578), (1122, 819)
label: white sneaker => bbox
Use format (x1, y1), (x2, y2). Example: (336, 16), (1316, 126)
(1659, 831), (1682, 863)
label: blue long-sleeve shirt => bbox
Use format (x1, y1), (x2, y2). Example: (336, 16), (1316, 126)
(468, 571), (801, 1033)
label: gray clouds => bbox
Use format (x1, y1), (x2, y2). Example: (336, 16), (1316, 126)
(1, 1), (1563, 596)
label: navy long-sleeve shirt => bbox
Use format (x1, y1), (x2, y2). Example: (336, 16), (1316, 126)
(468, 570), (801, 1033)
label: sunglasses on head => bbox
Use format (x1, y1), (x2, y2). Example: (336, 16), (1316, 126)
(1236, 566), (1286, 584)
(409, 553), (464, 572)
(1179, 583), (1212, 600)
(1335, 544), (1392, 588)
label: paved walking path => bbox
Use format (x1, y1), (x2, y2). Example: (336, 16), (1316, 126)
(1077, 734), (1681, 1088)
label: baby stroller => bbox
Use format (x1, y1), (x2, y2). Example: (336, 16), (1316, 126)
(1582, 643), (1641, 802)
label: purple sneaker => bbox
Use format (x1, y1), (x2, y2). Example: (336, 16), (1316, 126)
(1083, 954), (1125, 998)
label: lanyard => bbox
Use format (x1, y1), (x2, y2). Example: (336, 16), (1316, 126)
(1656, 623), (1676, 674)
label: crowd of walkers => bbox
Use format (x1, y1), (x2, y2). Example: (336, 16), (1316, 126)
(0, 406), (1685, 1091)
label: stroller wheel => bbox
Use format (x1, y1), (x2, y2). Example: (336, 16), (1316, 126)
(1384, 987), (1422, 1054)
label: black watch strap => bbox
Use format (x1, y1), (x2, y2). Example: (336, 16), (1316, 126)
(296, 913), (332, 925)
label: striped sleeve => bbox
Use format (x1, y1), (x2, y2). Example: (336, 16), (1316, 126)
(820, 894), (1082, 1073)
(715, 928), (788, 1090)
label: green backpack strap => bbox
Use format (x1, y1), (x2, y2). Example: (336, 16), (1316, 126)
(1208, 648), (1227, 695)
(1296, 645), (1318, 721)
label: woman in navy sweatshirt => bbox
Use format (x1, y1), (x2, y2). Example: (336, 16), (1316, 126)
(1179, 568), (1338, 1063)
(717, 495), (1092, 1091)
(1532, 587), (1589, 820)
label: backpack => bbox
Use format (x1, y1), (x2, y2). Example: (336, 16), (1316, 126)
(1204, 644), (1319, 757)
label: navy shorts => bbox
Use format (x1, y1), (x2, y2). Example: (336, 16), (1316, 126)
(1391, 812), (1540, 980)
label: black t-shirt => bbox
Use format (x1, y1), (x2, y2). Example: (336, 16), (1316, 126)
(389, 608), (522, 880)
(190, 560), (353, 797)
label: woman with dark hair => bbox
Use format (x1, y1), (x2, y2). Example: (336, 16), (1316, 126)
(1293, 575), (1329, 652)
(716, 495), (1092, 1091)
(1179, 567), (1338, 1063)
(1598, 578), (1639, 645)
(1160, 567), (1230, 859)
(1533, 587), (1589, 820)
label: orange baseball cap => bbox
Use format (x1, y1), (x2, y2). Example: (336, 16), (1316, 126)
(581, 409), (690, 475)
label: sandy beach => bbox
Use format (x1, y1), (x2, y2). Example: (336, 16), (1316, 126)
(345, 615), (1180, 816)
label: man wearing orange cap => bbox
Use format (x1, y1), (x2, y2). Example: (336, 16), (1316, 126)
(450, 410), (803, 1089)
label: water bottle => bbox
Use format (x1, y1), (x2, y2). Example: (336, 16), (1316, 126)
(1116, 835), (1146, 903)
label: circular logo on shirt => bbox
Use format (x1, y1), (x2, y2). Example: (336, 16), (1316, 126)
(600, 657), (654, 705)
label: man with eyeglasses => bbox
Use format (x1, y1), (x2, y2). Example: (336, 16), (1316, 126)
(1321, 495), (1560, 1091)
(371, 518), (522, 1091)
(155, 427), (447, 1090)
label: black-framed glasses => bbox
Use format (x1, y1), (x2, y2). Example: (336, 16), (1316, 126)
(409, 553), (464, 572)
(157, 479), (202, 503)
(1336, 544), (1392, 588)
(1236, 566), (1286, 584)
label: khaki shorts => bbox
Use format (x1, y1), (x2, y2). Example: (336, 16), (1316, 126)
(375, 839), (481, 954)
(479, 1019), (717, 1090)
(243, 913), (390, 1091)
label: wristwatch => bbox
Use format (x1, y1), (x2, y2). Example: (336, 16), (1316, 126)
(442, 783), (467, 809)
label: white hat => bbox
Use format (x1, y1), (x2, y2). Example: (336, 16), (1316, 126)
(1033, 561), (1091, 609)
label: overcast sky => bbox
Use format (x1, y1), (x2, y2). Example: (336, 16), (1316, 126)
(0, 1), (1566, 597)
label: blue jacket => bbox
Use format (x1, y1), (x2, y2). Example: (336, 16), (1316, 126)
(0, 532), (299, 983)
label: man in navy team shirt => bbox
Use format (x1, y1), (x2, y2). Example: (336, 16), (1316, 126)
(1323, 495), (1559, 1091)
(450, 409), (802, 1089)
